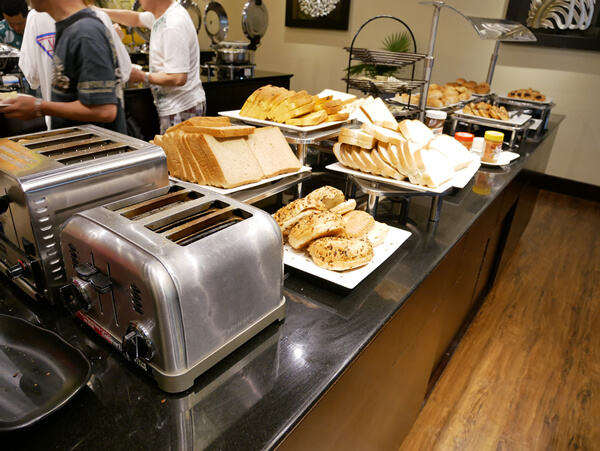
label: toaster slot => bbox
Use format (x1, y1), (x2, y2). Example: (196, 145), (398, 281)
(145, 201), (251, 246)
(48, 142), (134, 165)
(11, 129), (89, 147)
(115, 186), (203, 220)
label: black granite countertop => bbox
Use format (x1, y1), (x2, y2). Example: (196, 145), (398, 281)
(1, 117), (562, 450)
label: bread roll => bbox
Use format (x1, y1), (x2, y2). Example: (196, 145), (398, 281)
(307, 237), (374, 271)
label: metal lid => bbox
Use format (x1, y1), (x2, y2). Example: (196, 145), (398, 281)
(242, 1), (268, 43)
(205, 1), (229, 45)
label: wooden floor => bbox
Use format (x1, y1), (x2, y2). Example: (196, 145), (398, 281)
(400, 190), (600, 451)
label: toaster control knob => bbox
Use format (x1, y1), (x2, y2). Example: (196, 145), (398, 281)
(123, 323), (154, 361)
(61, 278), (92, 313)
(6, 259), (29, 279)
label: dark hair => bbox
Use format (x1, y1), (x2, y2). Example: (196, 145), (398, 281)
(2, 0), (29, 18)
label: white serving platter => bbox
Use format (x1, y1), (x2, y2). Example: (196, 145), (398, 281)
(480, 151), (520, 167)
(326, 158), (481, 193)
(284, 225), (411, 289)
(497, 93), (553, 105)
(455, 108), (533, 126)
(170, 166), (311, 195)
(219, 109), (349, 133)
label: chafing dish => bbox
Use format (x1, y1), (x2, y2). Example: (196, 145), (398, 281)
(0, 125), (169, 304)
(59, 181), (285, 393)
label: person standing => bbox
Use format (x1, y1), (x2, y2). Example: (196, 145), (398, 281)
(103, 0), (205, 134)
(18, 3), (132, 129)
(0, 0), (28, 49)
(2, 0), (127, 134)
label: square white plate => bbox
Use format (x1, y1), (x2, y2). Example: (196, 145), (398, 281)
(170, 166), (312, 195)
(284, 225), (411, 289)
(219, 109), (349, 133)
(326, 158), (480, 193)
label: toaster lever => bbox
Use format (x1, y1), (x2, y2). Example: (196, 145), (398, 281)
(90, 272), (113, 294)
(75, 263), (98, 280)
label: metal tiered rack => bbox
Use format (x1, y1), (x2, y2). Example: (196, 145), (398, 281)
(344, 15), (428, 119)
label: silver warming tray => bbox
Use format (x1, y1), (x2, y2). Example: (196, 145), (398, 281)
(0, 125), (169, 303)
(59, 181), (285, 393)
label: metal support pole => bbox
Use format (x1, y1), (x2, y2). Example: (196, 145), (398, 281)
(486, 41), (500, 85)
(419, 2), (443, 122)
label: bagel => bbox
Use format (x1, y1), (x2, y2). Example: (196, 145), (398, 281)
(288, 210), (345, 249)
(342, 210), (375, 238)
(305, 185), (345, 209)
(307, 237), (374, 271)
(274, 197), (327, 236)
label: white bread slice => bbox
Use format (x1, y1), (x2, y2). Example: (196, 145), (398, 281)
(277, 101), (315, 123)
(339, 128), (377, 149)
(332, 142), (348, 167)
(313, 94), (333, 105)
(413, 148), (454, 188)
(349, 146), (372, 173)
(377, 142), (394, 166)
(272, 90), (312, 119)
(389, 143), (409, 177)
(285, 110), (327, 126)
(398, 119), (434, 147)
(314, 99), (342, 111)
(399, 139), (425, 185)
(371, 147), (404, 180)
(179, 132), (207, 184)
(359, 149), (381, 175)
(167, 116), (231, 134)
(340, 144), (359, 170)
(177, 125), (255, 138)
(245, 127), (302, 178)
(192, 134), (264, 189)
(359, 97), (398, 131)
(315, 89), (357, 105)
(426, 134), (476, 171)
(159, 132), (185, 179)
(361, 122), (405, 143)
(325, 112), (350, 122)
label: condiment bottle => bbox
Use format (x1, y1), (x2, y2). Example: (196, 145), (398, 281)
(454, 132), (474, 151)
(425, 110), (447, 136)
(482, 131), (504, 163)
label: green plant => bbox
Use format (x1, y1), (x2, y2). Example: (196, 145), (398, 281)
(346, 31), (412, 78)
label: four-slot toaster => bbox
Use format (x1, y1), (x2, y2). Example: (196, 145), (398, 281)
(59, 181), (286, 392)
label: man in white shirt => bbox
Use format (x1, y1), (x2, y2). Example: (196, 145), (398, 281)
(103, 0), (206, 133)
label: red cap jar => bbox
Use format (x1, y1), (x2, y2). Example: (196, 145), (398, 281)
(454, 132), (474, 151)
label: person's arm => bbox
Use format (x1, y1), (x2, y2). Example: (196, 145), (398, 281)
(100, 8), (144, 28)
(2, 95), (117, 123)
(145, 71), (187, 87)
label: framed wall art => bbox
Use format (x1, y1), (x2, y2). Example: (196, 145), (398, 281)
(505, 0), (600, 52)
(285, 0), (351, 31)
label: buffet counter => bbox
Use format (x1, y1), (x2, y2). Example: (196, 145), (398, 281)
(124, 70), (293, 141)
(1, 116), (562, 449)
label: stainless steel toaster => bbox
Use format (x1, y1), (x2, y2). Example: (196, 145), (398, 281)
(0, 125), (169, 303)
(59, 181), (286, 393)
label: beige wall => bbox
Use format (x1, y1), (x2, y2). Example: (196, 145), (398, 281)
(216, 0), (599, 186)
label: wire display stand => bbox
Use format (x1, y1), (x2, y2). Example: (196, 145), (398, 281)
(344, 15), (428, 119)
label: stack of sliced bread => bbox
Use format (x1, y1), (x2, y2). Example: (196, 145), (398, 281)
(274, 186), (390, 271)
(332, 99), (476, 188)
(239, 85), (353, 126)
(153, 116), (302, 189)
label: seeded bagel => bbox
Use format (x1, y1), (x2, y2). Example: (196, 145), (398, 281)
(308, 237), (374, 271)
